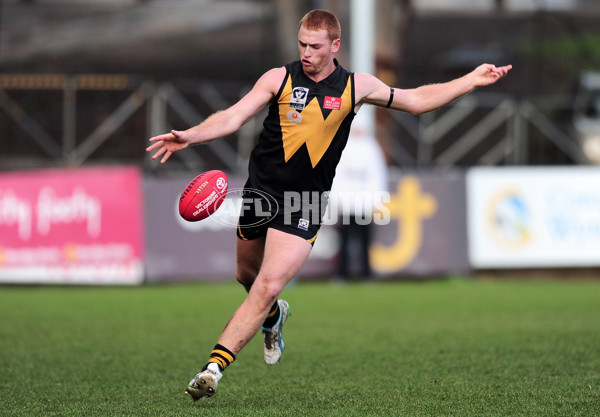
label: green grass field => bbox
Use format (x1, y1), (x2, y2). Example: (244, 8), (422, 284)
(1, 278), (599, 416)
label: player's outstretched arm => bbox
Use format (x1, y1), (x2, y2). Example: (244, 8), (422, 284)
(146, 67), (286, 163)
(356, 63), (512, 116)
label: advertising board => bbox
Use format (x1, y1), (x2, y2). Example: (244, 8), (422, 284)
(467, 167), (600, 268)
(144, 172), (470, 281)
(369, 172), (470, 277)
(0, 166), (144, 284)
(144, 176), (239, 282)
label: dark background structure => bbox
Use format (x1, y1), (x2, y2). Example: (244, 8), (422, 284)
(2, 0), (600, 172)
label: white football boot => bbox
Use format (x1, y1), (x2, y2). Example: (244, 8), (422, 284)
(262, 300), (290, 365)
(185, 364), (222, 401)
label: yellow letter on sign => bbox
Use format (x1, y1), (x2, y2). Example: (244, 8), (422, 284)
(370, 176), (437, 273)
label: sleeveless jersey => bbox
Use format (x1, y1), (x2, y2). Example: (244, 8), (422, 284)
(247, 60), (356, 199)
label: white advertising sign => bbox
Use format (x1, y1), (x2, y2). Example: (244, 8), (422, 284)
(467, 167), (600, 268)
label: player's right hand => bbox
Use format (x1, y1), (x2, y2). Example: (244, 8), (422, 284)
(146, 130), (190, 164)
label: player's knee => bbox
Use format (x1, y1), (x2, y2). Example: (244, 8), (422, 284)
(237, 256), (262, 285)
(236, 269), (256, 291)
(250, 278), (283, 311)
(264, 284), (282, 305)
(261, 279), (285, 306)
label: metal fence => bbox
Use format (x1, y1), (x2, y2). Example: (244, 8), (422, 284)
(0, 73), (588, 173)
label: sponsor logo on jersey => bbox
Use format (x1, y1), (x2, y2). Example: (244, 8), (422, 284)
(287, 110), (302, 124)
(323, 96), (342, 110)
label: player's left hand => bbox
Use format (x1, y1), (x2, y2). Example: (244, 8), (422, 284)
(472, 64), (512, 87)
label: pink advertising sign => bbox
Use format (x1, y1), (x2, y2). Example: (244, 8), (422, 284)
(0, 166), (144, 284)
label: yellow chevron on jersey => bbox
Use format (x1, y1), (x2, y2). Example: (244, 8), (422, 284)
(246, 60), (355, 199)
(279, 74), (353, 168)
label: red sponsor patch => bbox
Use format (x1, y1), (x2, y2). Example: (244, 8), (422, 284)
(323, 96), (342, 110)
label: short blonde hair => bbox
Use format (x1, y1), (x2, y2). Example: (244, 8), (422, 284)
(299, 9), (341, 41)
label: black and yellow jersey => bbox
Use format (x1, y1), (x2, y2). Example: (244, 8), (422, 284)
(247, 59), (356, 199)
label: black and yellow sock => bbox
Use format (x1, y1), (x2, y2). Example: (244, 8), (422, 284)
(261, 301), (280, 330)
(202, 344), (236, 372)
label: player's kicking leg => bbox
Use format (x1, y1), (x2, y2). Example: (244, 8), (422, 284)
(186, 229), (311, 400)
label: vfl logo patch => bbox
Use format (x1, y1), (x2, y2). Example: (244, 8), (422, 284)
(290, 87), (309, 110)
(298, 218), (310, 231)
(323, 96), (342, 110)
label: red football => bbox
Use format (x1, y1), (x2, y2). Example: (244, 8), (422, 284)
(179, 170), (228, 221)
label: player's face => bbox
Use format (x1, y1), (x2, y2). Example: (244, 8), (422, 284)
(298, 26), (340, 78)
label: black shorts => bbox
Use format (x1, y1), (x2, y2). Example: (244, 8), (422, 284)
(235, 186), (328, 245)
